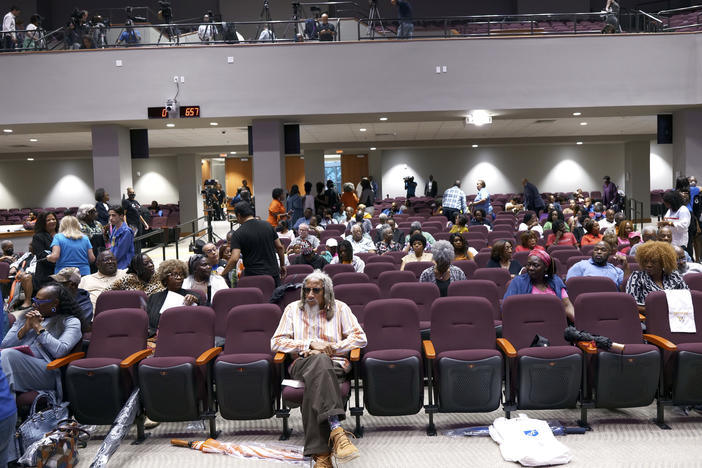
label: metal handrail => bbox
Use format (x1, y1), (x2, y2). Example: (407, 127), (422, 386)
(133, 228), (168, 260)
(658, 4), (702, 16)
(638, 10), (664, 23)
(170, 214), (212, 260)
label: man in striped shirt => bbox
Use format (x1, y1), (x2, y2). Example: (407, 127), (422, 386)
(271, 271), (367, 468)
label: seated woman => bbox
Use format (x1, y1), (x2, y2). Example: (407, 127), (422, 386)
(505, 198), (524, 213)
(516, 230), (544, 253)
(450, 233), (475, 260)
(401, 233), (433, 270)
(146, 259), (202, 336)
(616, 219), (635, 254)
(517, 213), (544, 237)
(330, 239), (365, 273)
(76, 204), (104, 253)
(1, 283), (83, 395)
(469, 209), (492, 230)
(546, 220), (579, 247)
(419, 240), (466, 296)
(108, 253), (164, 296)
(487, 239), (522, 276)
(182, 254), (228, 306)
(542, 209), (568, 232)
(449, 215), (469, 234)
(47, 216), (95, 277)
(276, 220), (296, 243)
(626, 241), (688, 314)
(16, 212), (58, 310)
(504, 249), (574, 321)
(580, 219), (604, 246)
(376, 227), (402, 254)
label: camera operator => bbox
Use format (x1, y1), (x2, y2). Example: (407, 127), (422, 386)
(198, 12), (218, 44)
(117, 19), (141, 46)
(201, 180), (221, 220)
(91, 15), (107, 48)
(65, 9), (89, 49)
(404, 176), (417, 199)
(318, 13), (335, 41)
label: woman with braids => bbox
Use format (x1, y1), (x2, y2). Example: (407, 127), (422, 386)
(108, 253), (163, 296)
(626, 241), (688, 314)
(1, 283), (83, 395)
(504, 248), (574, 321)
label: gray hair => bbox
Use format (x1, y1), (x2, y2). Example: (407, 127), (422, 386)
(381, 226), (393, 237)
(432, 240), (455, 265)
(378, 213), (388, 222)
(76, 203), (95, 221)
(410, 221), (422, 231)
(298, 270), (336, 319)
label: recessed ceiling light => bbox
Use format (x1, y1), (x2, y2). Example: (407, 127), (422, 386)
(210, 122), (218, 126)
(219, 153), (227, 157)
(27, 158), (34, 161)
(472, 144), (479, 148)
(166, 123), (175, 127)
(576, 141), (583, 145)
(359, 128), (367, 132)
(370, 147), (376, 150)
(336, 150), (343, 154)
(29, 138), (38, 142)
(572, 112), (582, 116)
(3, 129), (12, 133)
(379, 117), (388, 121)
(466, 110), (492, 126)
(230, 151), (237, 155)
(580, 122), (588, 126)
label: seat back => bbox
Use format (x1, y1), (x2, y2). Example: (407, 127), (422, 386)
(453, 260), (478, 279)
(645, 290), (702, 344)
(474, 252), (491, 268)
(86, 308), (148, 359)
(390, 282), (440, 325)
(403, 261), (434, 279)
(332, 272), (370, 285)
(684, 273), (702, 291)
(383, 251), (406, 264)
(323, 263), (356, 277)
(377, 270), (417, 298)
(565, 276), (618, 303)
(223, 304), (281, 354)
(363, 299), (421, 353)
(431, 297), (496, 353)
(211, 288), (265, 338)
(237, 275), (276, 301)
(334, 283), (381, 323)
(573, 292), (643, 344)
(153, 306), (215, 357)
(285, 264), (314, 276)
(366, 255), (396, 265)
(472, 268), (512, 297)
(95, 290), (148, 316)
(502, 295), (570, 350)
(447, 280), (500, 322)
(566, 256), (592, 271)
(364, 262), (397, 281)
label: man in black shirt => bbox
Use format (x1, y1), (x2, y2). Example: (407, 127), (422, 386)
(222, 202), (286, 286)
(318, 13), (335, 41)
(424, 175), (437, 198)
(292, 243), (329, 270)
(391, 0), (413, 39)
(121, 187), (149, 234)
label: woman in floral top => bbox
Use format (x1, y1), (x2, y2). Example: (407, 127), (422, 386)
(375, 227), (401, 255)
(626, 241), (688, 313)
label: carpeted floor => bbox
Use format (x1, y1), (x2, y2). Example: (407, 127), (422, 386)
(77, 399), (702, 468)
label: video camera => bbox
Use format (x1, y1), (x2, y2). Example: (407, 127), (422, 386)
(158, 0), (173, 23)
(125, 6), (147, 23)
(403, 176), (415, 182)
(201, 179), (219, 209)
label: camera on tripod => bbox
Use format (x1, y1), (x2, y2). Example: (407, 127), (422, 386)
(201, 179), (219, 209)
(158, 0), (173, 23)
(403, 176), (415, 182)
(125, 6), (147, 23)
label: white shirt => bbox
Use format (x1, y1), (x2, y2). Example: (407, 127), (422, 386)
(664, 205), (691, 247)
(598, 218), (616, 232)
(183, 274), (228, 303)
(330, 255), (365, 272)
(3, 12), (16, 39)
(26, 23), (37, 40)
(346, 235), (376, 253)
(518, 223), (544, 236)
(197, 23), (216, 41)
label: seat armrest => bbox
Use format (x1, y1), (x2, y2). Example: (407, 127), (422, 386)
(46, 352), (85, 370)
(639, 313), (646, 322)
(576, 341), (598, 354)
(195, 347), (222, 366)
(643, 334), (677, 352)
(422, 340), (436, 360)
(274, 352), (286, 364)
(120, 348), (153, 368)
(496, 338), (517, 358)
(349, 348), (361, 362)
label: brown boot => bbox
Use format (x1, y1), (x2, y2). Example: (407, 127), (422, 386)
(313, 452), (334, 468)
(329, 427), (359, 464)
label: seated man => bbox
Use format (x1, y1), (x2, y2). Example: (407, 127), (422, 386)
(628, 226), (657, 257)
(290, 224), (320, 250)
(294, 208), (316, 231)
(346, 224), (376, 254)
(202, 242), (226, 275)
(0, 241), (18, 265)
(598, 209), (617, 233)
(674, 245), (702, 276)
(78, 251), (127, 310)
(657, 226), (693, 261)
(346, 213), (371, 234)
(292, 243), (329, 270)
(50, 267), (93, 327)
(271, 271), (367, 467)
(566, 241), (626, 290)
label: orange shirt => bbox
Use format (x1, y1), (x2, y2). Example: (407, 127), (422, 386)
(580, 233), (604, 246)
(267, 199), (287, 226)
(340, 192), (359, 210)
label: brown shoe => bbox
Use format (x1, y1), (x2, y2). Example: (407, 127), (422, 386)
(329, 427), (359, 464)
(313, 453), (334, 468)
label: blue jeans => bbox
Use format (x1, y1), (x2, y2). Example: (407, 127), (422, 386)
(0, 411), (18, 464)
(398, 21), (414, 39)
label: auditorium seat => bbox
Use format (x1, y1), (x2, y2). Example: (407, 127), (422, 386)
(390, 282), (440, 335)
(684, 273), (702, 291)
(453, 259), (478, 279)
(565, 276), (618, 303)
(323, 263), (356, 277)
(366, 255), (396, 265)
(334, 283), (381, 325)
(237, 275), (276, 301)
(333, 272), (370, 285)
(285, 264), (314, 276)
(95, 290), (148, 316)
(377, 270), (417, 298)
(211, 287), (264, 341)
(472, 268), (511, 297)
(447, 280), (502, 333)
(474, 252), (491, 268)
(364, 262), (397, 281)
(403, 261), (434, 279)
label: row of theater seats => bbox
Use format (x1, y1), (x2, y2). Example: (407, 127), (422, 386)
(37, 287), (702, 440)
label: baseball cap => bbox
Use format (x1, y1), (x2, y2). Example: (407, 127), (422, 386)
(50, 267), (81, 284)
(325, 238), (338, 247)
(628, 231), (641, 239)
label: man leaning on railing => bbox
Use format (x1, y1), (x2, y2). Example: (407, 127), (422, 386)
(2, 5), (20, 51)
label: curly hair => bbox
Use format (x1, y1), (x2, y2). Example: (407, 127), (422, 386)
(157, 259), (188, 286)
(663, 190), (684, 211)
(409, 233), (427, 248)
(432, 240), (455, 265)
(617, 219), (634, 239)
(635, 241), (677, 275)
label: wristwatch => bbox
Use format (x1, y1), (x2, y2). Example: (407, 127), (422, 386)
(37, 328), (46, 335)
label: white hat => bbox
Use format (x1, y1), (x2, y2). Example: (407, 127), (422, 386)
(325, 238), (338, 247)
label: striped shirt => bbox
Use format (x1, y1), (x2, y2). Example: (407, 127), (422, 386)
(271, 299), (367, 372)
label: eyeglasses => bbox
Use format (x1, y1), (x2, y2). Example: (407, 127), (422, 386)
(303, 287), (323, 295)
(32, 298), (53, 306)
(169, 273), (184, 279)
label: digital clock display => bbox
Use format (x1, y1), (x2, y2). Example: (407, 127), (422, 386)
(147, 106), (201, 119)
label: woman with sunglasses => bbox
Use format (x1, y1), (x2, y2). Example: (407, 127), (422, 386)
(146, 259), (203, 336)
(1, 283), (83, 396)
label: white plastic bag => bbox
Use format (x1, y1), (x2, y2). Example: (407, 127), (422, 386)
(489, 414), (572, 466)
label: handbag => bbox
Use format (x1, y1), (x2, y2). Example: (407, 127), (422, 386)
(16, 391), (70, 457)
(19, 419), (90, 468)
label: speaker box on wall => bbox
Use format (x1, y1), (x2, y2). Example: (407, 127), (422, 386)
(130, 129), (149, 158)
(284, 124), (301, 155)
(247, 126), (253, 155)
(657, 114), (673, 144)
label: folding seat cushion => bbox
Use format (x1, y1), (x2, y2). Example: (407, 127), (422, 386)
(574, 293), (659, 411)
(237, 275), (276, 301)
(64, 308), (149, 425)
(211, 287), (264, 340)
(501, 295), (582, 411)
(95, 290), (148, 315)
(361, 299), (423, 416)
(215, 304), (281, 420)
(565, 276), (618, 303)
(403, 261), (434, 279)
(430, 297), (502, 414)
(334, 283), (381, 324)
(364, 262), (397, 282)
(390, 282), (440, 333)
(377, 270), (416, 298)
(332, 272), (370, 285)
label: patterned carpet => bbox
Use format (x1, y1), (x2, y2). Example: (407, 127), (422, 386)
(76, 399), (702, 468)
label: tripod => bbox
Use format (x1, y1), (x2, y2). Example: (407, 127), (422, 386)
(255, 0), (275, 42)
(368, 0), (385, 39)
(157, 9), (179, 45)
(282, 1), (307, 41)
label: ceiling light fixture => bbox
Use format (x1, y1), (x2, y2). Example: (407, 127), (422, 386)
(572, 112), (582, 116)
(3, 129), (12, 133)
(370, 147), (376, 150)
(29, 138), (38, 142)
(379, 117), (388, 121)
(166, 123), (175, 128)
(360, 128), (367, 132)
(27, 157), (34, 161)
(472, 144), (479, 148)
(466, 110), (492, 126)
(580, 122), (588, 126)
(230, 151), (237, 155)
(210, 122), (219, 126)
(576, 141), (583, 145)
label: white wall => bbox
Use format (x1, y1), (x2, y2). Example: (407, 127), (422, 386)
(381, 143), (627, 198)
(650, 141), (674, 190)
(132, 157), (180, 205)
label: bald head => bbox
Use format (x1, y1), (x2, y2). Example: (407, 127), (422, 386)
(96, 250), (118, 276)
(658, 226), (673, 244)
